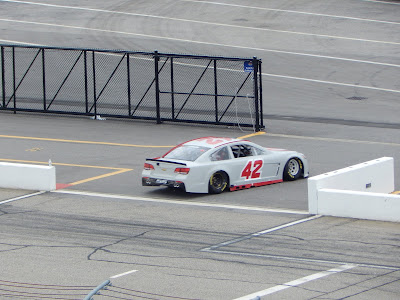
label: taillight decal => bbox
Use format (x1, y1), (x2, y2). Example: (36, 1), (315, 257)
(144, 163), (154, 170)
(174, 167), (190, 175)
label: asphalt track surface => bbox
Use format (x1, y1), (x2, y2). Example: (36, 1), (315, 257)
(0, 1), (400, 299)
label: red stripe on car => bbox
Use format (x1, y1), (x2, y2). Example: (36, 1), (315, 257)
(230, 179), (283, 191)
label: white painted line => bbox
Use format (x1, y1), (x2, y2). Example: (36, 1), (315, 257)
(361, 0), (400, 4)
(263, 73), (400, 94)
(0, 39), (43, 46)
(52, 189), (309, 215)
(3, 1), (400, 68)
(1, 22), (400, 95)
(0, 14), (398, 47)
(3, 0), (399, 39)
(2, 4), (399, 94)
(4, 0), (400, 26)
(251, 215), (322, 237)
(182, 0), (400, 25)
(2, 40), (399, 95)
(202, 215), (321, 251)
(233, 264), (356, 299)
(265, 133), (400, 147)
(263, 51), (400, 68)
(110, 269), (138, 279)
(0, 191), (46, 204)
(1, 36), (398, 93)
(2, 36), (399, 71)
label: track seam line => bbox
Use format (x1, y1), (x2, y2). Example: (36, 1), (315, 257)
(205, 249), (400, 271)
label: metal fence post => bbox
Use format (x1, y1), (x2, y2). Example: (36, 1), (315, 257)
(252, 57), (260, 132)
(42, 48), (46, 111)
(1, 46), (5, 108)
(127, 53), (131, 116)
(170, 57), (175, 120)
(154, 50), (161, 124)
(12, 46), (16, 113)
(258, 59), (263, 129)
(92, 50), (97, 118)
(84, 50), (89, 114)
(214, 59), (218, 123)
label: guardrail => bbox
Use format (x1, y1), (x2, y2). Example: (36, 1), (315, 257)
(0, 44), (264, 131)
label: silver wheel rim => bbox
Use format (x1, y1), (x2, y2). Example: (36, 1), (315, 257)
(288, 159), (300, 176)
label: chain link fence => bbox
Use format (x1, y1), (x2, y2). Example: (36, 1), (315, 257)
(1, 44), (263, 131)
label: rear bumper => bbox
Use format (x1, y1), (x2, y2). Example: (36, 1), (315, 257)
(142, 177), (186, 190)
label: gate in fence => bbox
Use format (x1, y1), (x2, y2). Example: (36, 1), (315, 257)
(0, 44), (264, 131)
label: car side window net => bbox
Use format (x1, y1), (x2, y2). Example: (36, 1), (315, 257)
(231, 145), (254, 158)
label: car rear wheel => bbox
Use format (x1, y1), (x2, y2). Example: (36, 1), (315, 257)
(209, 171), (228, 194)
(283, 158), (303, 181)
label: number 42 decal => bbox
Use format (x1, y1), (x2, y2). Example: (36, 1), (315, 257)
(241, 159), (263, 180)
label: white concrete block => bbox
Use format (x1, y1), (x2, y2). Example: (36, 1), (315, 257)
(318, 189), (400, 222)
(0, 162), (56, 191)
(308, 157), (394, 214)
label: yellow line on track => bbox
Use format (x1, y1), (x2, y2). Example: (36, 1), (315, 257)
(0, 134), (174, 148)
(0, 158), (128, 170)
(392, 191), (400, 195)
(0, 159), (133, 187)
(69, 169), (132, 186)
(237, 131), (266, 139)
(0, 133), (270, 148)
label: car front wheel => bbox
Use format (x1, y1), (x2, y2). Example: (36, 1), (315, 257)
(209, 171), (228, 194)
(283, 158), (303, 181)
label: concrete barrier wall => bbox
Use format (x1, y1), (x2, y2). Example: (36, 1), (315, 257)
(0, 162), (56, 191)
(308, 157), (398, 222)
(318, 189), (400, 222)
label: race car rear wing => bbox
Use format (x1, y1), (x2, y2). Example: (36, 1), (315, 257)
(145, 158), (187, 166)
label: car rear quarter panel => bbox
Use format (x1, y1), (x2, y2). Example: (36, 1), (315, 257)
(184, 163), (222, 193)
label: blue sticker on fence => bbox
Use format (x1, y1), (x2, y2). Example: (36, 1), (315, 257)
(244, 61), (254, 73)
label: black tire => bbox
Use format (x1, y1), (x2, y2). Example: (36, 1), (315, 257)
(209, 171), (228, 194)
(283, 157), (303, 181)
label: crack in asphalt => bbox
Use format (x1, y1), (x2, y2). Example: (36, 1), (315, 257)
(0, 243), (29, 252)
(87, 230), (155, 261)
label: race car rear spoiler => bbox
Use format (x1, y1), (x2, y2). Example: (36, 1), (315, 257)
(145, 158), (187, 166)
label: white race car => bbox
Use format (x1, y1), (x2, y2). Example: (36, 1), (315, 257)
(142, 136), (309, 194)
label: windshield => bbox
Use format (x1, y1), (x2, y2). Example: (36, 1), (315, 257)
(163, 145), (211, 161)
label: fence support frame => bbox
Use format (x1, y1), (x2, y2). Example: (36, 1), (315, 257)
(0, 44), (264, 131)
(1, 46), (5, 107)
(154, 50), (161, 124)
(253, 57), (260, 132)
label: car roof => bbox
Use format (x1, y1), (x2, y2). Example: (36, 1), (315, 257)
(182, 137), (244, 149)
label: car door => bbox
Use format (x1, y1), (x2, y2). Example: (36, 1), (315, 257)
(228, 143), (279, 186)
